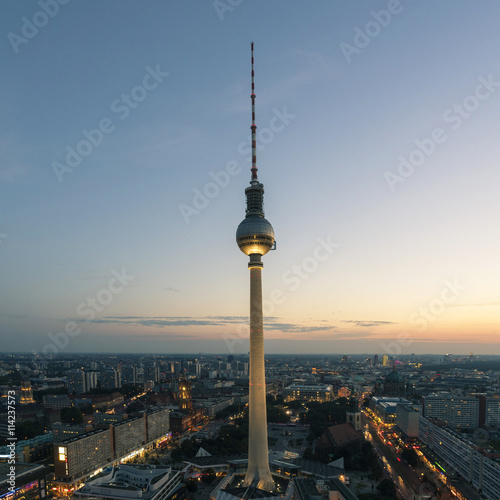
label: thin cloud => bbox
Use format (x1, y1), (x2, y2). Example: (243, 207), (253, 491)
(265, 322), (335, 333)
(447, 302), (500, 308)
(343, 320), (397, 327)
(74, 315), (335, 334)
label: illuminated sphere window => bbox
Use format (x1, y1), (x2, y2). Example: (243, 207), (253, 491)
(236, 215), (275, 256)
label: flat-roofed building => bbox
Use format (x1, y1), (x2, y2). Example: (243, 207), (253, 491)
(43, 394), (71, 410)
(0, 463), (50, 500)
(147, 408), (170, 441)
(52, 422), (92, 443)
(67, 369), (86, 395)
(283, 384), (333, 403)
(113, 415), (146, 457)
(395, 403), (421, 439)
(54, 428), (113, 481)
(74, 464), (184, 500)
(419, 417), (500, 499)
(121, 364), (138, 385)
(486, 395), (500, 427)
(100, 367), (121, 390)
(423, 392), (479, 429)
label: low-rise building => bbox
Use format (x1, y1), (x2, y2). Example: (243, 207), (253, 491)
(52, 422), (93, 443)
(74, 464), (184, 500)
(43, 394), (71, 410)
(283, 384), (333, 403)
(0, 463), (51, 500)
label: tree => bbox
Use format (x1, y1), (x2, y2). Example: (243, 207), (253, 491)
(267, 406), (289, 424)
(186, 480), (198, 492)
(287, 400), (303, 410)
(266, 394), (276, 405)
(202, 468), (216, 484)
(402, 447), (418, 467)
(120, 384), (142, 398)
(377, 478), (397, 499)
(60, 406), (83, 424)
(15, 420), (45, 440)
(81, 404), (94, 414)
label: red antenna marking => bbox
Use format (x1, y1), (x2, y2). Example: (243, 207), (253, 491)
(251, 42), (258, 180)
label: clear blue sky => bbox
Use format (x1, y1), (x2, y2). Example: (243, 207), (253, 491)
(1, 0), (499, 356)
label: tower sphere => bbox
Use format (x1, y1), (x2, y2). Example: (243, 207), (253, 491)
(236, 215), (275, 256)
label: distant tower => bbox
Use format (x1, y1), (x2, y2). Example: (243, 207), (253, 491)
(346, 387), (362, 431)
(236, 43), (275, 491)
(178, 379), (192, 412)
(20, 381), (35, 404)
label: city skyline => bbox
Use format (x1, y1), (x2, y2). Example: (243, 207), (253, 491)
(1, 1), (499, 356)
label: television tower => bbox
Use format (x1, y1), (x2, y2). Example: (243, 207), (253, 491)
(236, 42), (275, 491)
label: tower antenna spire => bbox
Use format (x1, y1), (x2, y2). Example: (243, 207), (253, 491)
(251, 42), (258, 181)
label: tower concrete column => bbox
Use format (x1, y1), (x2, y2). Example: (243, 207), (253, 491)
(244, 256), (274, 489)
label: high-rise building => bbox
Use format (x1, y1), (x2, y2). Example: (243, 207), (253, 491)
(235, 43), (275, 491)
(486, 395), (500, 427)
(53, 409), (170, 491)
(419, 417), (500, 499)
(122, 364), (138, 385)
(68, 369), (86, 395)
(144, 363), (160, 383)
(177, 379), (192, 412)
(395, 403), (421, 439)
(423, 393), (479, 429)
(100, 367), (120, 390)
(84, 371), (98, 392)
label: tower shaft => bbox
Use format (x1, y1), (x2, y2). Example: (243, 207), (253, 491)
(244, 259), (274, 490)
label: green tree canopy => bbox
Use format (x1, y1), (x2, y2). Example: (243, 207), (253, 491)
(60, 406), (83, 424)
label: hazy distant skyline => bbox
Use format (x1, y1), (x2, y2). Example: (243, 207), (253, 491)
(1, 1), (499, 356)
